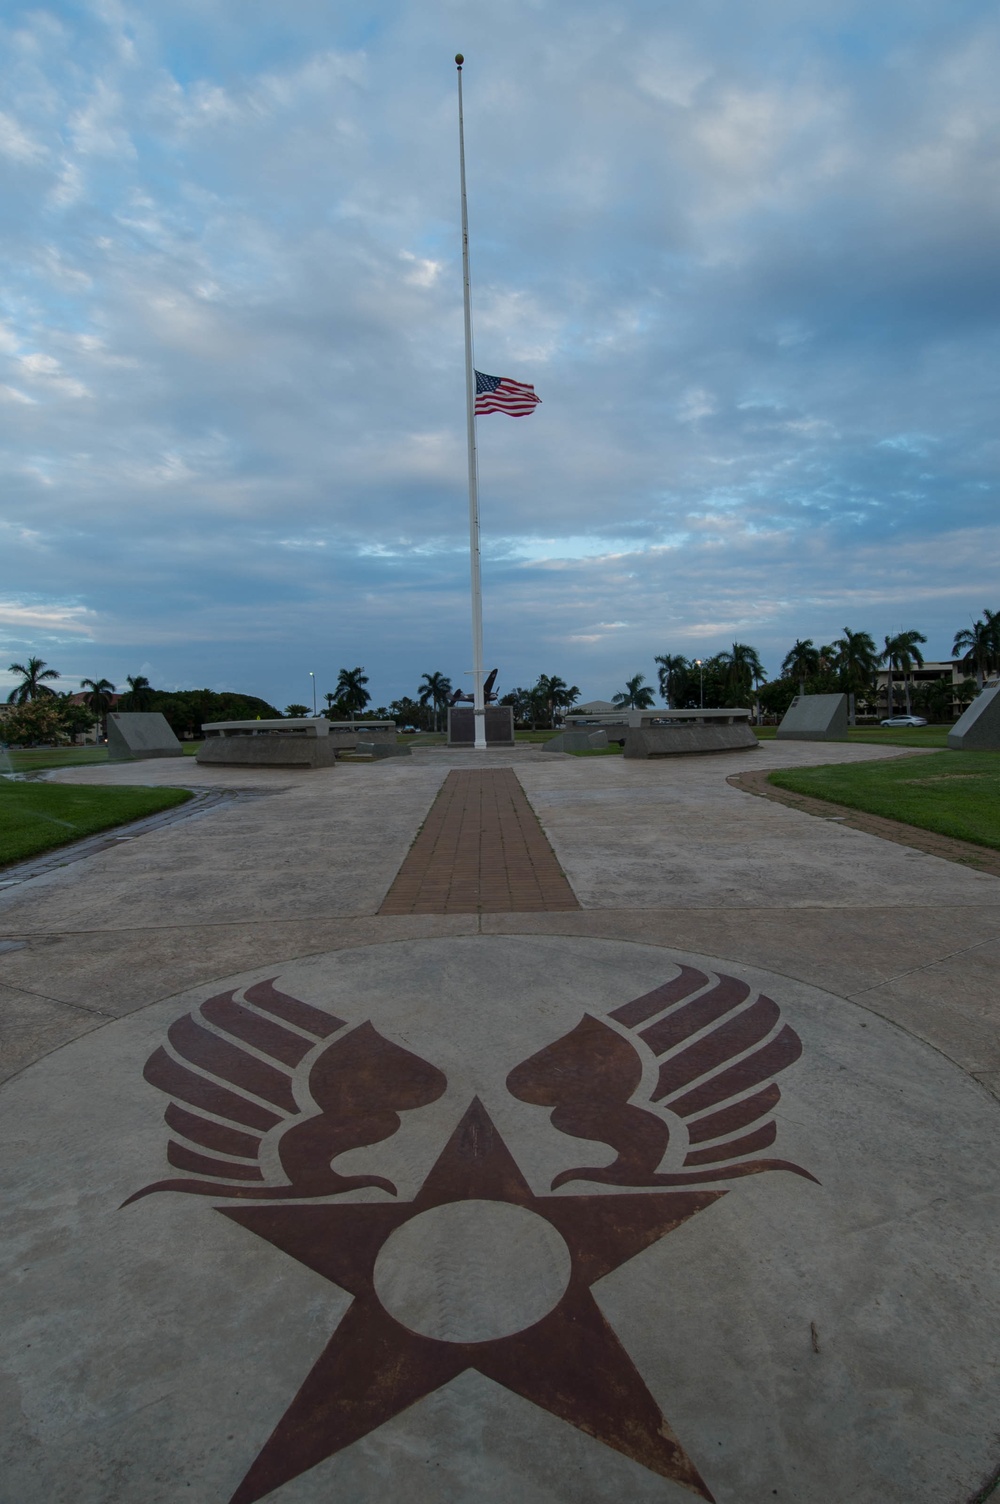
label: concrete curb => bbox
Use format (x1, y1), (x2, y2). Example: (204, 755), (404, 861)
(727, 767), (1000, 878)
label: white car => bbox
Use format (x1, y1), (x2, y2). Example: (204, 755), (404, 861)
(880, 715), (928, 727)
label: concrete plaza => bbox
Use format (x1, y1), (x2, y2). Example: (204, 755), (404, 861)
(2, 740), (999, 1503)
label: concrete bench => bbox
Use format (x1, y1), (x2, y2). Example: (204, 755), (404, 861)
(323, 721), (397, 751)
(563, 708), (758, 757)
(196, 718), (402, 767)
(197, 718), (338, 768)
(356, 741), (412, 760)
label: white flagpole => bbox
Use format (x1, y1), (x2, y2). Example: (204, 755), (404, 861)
(455, 54), (487, 751)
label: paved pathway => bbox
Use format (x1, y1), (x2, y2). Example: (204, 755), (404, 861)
(379, 769), (578, 914)
(2, 740), (999, 1504)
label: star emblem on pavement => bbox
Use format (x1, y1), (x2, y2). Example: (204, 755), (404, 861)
(221, 1098), (724, 1504)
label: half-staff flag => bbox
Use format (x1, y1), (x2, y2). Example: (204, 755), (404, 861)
(475, 371), (542, 417)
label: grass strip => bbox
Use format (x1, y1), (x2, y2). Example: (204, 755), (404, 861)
(0, 782), (193, 866)
(754, 725), (952, 747)
(768, 751), (1000, 851)
(3, 746), (111, 773)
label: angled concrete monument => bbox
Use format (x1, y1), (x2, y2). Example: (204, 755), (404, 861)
(948, 685), (1000, 750)
(544, 729), (609, 753)
(106, 712), (183, 760)
(776, 693), (848, 741)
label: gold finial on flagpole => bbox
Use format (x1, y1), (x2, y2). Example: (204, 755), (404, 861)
(455, 54), (464, 67)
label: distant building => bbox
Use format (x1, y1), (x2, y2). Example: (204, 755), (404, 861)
(573, 700), (621, 715)
(875, 660), (983, 717)
(64, 691), (121, 743)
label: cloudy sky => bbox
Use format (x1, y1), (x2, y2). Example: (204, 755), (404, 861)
(2, 0), (998, 711)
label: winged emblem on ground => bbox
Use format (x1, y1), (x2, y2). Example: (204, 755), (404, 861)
(127, 967), (816, 1503)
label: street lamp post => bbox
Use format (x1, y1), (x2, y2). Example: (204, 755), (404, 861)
(695, 659), (704, 709)
(309, 672), (316, 717)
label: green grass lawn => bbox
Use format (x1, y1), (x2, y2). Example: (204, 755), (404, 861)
(768, 750), (1000, 850)
(569, 742), (623, 756)
(0, 742), (208, 768)
(0, 782), (193, 866)
(841, 724), (953, 748)
(755, 724), (953, 747)
(2, 745), (111, 773)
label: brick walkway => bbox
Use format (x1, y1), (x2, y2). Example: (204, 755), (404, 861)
(378, 768), (579, 915)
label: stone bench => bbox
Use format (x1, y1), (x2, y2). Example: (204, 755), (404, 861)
(197, 718), (338, 768)
(196, 719), (402, 767)
(563, 708), (758, 758)
(356, 741), (412, 760)
(323, 721), (397, 751)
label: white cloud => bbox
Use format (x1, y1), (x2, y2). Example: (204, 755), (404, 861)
(400, 251), (442, 288)
(0, 0), (996, 709)
(16, 352), (90, 399)
(0, 109), (46, 163)
(0, 601), (98, 634)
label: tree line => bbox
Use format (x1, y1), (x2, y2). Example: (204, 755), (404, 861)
(2, 660), (280, 745)
(649, 617), (1000, 724)
(5, 609), (998, 745)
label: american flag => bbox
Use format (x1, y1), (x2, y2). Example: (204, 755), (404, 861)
(475, 370), (542, 417)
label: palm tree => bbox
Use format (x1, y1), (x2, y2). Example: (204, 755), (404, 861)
(535, 674), (580, 728)
(911, 678), (954, 724)
(505, 685), (544, 730)
(983, 609), (1000, 676)
(952, 619), (994, 692)
(781, 639), (820, 697)
(418, 671), (453, 733)
(120, 673), (153, 712)
(7, 657), (60, 704)
(613, 674), (656, 711)
(80, 676), (116, 737)
(716, 643), (766, 708)
(881, 631), (926, 716)
(653, 654), (687, 709)
(832, 628), (878, 726)
(335, 666), (371, 720)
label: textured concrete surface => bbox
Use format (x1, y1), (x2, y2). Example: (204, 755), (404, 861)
(728, 767), (1000, 877)
(622, 721), (758, 756)
(196, 734), (339, 767)
(3, 938), (999, 1504)
(2, 740), (999, 1503)
(949, 684), (1000, 749)
(106, 711), (183, 760)
(776, 692), (849, 741)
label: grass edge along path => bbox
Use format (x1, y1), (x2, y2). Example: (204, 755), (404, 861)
(728, 768), (1000, 878)
(0, 782), (193, 867)
(767, 751), (1000, 850)
(728, 752), (1000, 878)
